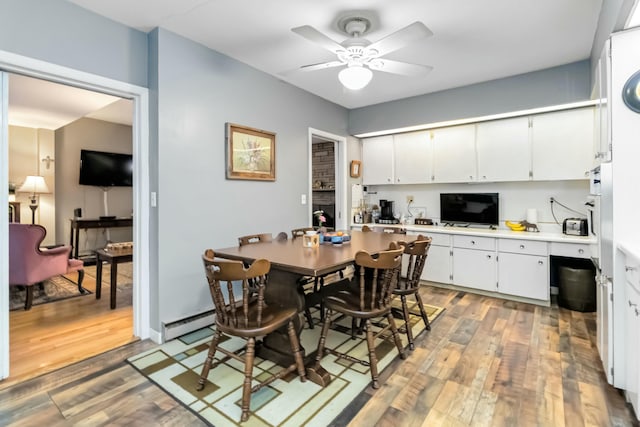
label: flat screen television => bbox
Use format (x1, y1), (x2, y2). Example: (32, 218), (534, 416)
(440, 193), (499, 226)
(79, 149), (133, 187)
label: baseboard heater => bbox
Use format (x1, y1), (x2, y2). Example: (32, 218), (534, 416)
(162, 309), (215, 341)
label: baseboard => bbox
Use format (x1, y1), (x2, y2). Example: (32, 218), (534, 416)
(162, 310), (215, 341)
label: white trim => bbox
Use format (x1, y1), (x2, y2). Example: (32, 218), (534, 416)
(0, 71), (9, 379)
(0, 50), (152, 380)
(353, 100), (599, 138)
(308, 128), (348, 230)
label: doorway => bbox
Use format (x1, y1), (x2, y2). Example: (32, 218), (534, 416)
(0, 52), (151, 381)
(308, 128), (347, 231)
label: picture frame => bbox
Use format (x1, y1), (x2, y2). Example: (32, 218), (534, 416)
(226, 123), (276, 181)
(350, 160), (361, 178)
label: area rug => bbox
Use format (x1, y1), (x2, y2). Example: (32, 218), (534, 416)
(128, 301), (444, 427)
(9, 276), (88, 311)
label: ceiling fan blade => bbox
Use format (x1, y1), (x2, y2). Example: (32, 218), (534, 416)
(300, 61), (345, 72)
(367, 22), (433, 57)
(369, 59), (433, 76)
(292, 25), (345, 54)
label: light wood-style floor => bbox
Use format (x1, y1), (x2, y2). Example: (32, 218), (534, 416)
(1, 285), (638, 426)
(4, 270), (136, 389)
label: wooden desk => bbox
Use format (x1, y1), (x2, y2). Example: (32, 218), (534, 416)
(95, 248), (133, 309)
(69, 217), (133, 260)
(213, 230), (413, 385)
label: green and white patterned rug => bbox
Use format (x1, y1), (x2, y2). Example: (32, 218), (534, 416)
(128, 301), (444, 426)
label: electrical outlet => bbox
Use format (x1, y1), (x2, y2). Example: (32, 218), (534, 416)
(406, 195), (414, 203)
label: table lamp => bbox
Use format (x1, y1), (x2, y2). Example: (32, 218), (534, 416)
(17, 175), (50, 224)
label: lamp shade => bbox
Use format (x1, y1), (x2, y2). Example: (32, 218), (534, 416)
(17, 175), (50, 195)
(338, 65), (373, 90)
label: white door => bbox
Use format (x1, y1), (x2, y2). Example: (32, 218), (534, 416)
(476, 116), (531, 182)
(531, 107), (595, 180)
(498, 253), (548, 300)
(362, 135), (394, 185)
(393, 131), (431, 184)
(424, 244), (452, 284)
(431, 124), (477, 183)
(1, 70), (9, 379)
(452, 248), (497, 292)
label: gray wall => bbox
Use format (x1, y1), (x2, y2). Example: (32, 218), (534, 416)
(55, 118), (133, 253)
(0, 0), (148, 87)
(150, 28), (348, 326)
(348, 61), (592, 135)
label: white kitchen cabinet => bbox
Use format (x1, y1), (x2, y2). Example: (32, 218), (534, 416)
(452, 235), (497, 292)
(362, 135), (394, 185)
(497, 239), (549, 300)
(422, 233), (452, 284)
(624, 252), (640, 415)
(498, 253), (548, 300)
(476, 116), (532, 182)
(431, 124), (477, 183)
(531, 107), (595, 180)
(594, 41), (612, 166)
(393, 131), (432, 184)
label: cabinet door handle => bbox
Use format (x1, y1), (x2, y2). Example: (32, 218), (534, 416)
(629, 300), (638, 308)
(538, 260), (544, 265)
(626, 266), (637, 272)
(469, 175), (473, 180)
(520, 244), (525, 249)
(486, 255), (492, 259)
(578, 249), (584, 254)
(470, 240), (476, 245)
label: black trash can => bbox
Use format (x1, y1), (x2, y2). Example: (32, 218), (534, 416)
(558, 263), (596, 312)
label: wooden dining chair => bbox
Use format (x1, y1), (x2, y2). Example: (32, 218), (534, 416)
(198, 250), (306, 422)
(393, 235), (432, 350)
(291, 227), (315, 238)
(238, 233), (273, 246)
(314, 243), (406, 388)
(275, 231), (288, 241)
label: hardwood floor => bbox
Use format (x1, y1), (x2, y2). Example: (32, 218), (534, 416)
(1, 285), (638, 426)
(3, 270), (136, 388)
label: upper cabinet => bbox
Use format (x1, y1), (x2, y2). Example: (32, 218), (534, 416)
(361, 106), (595, 185)
(476, 116), (531, 182)
(361, 135), (394, 185)
(362, 131), (431, 185)
(393, 131), (432, 184)
(431, 125), (476, 183)
(531, 107), (595, 181)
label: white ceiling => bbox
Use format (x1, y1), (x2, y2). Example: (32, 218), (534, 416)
(9, 74), (132, 130)
(68, 0), (603, 109)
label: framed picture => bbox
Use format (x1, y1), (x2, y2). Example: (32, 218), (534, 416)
(350, 160), (361, 178)
(226, 123), (276, 181)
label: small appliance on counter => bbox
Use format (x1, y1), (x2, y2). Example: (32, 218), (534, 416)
(376, 199), (400, 224)
(414, 218), (433, 225)
(562, 218), (588, 236)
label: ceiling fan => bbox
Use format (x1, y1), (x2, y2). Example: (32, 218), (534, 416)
(289, 17), (434, 90)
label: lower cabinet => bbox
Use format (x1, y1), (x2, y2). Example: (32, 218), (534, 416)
(452, 235), (497, 292)
(416, 232), (452, 284)
(498, 253), (548, 300)
(498, 239), (549, 301)
(624, 252), (640, 415)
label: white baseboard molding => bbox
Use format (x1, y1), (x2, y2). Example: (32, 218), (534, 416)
(162, 310), (215, 341)
(148, 327), (163, 344)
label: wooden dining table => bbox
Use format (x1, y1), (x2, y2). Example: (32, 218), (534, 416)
(212, 230), (415, 386)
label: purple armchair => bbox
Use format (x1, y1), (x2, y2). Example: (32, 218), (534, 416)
(9, 224), (85, 310)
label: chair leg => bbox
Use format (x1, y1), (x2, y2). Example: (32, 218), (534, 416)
(315, 309), (332, 365)
(77, 269), (87, 294)
(386, 312), (406, 361)
(364, 319), (380, 389)
(197, 329), (222, 391)
(414, 292), (431, 331)
(24, 286), (34, 310)
(239, 337), (256, 422)
(287, 320), (307, 382)
(304, 307), (314, 329)
(400, 295), (415, 350)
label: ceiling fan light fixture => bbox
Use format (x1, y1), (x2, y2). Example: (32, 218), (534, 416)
(338, 65), (373, 90)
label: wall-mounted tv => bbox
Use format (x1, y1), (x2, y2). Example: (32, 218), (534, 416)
(79, 149), (133, 187)
(440, 193), (499, 226)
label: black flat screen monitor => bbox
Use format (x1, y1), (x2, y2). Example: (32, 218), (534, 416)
(79, 149), (133, 187)
(440, 193), (499, 226)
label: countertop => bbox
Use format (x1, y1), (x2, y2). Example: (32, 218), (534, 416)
(351, 223), (595, 245)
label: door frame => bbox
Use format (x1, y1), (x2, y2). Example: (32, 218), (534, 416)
(308, 128), (347, 230)
(0, 50), (151, 380)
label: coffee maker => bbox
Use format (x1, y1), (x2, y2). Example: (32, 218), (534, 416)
(377, 200), (399, 224)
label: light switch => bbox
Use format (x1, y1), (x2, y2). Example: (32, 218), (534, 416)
(301, 194), (307, 205)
